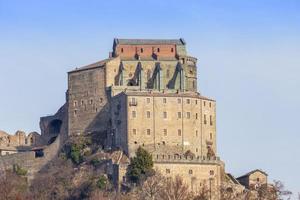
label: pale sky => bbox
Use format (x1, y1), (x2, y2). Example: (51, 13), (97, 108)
(0, 0), (299, 197)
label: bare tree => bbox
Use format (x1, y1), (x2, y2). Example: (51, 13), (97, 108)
(159, 175), (192, 200)
(138, 172), (165, 200)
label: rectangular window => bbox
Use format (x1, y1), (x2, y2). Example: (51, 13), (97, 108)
(209, 102), (212, 107)
(89, 99), (93, 104)
(147, 111), (151, 118)
(178, 112), (181, 119)
(195, 100), (198, 104)
(210, 115), (213, 126)
(186, 99), (190, 104)
(74, 101), (77, 107)
(196, 113), (198, 119)
(166, 169), (171, 174)
(187, 112), (191, 119)
(163, 112), (167, 119)
(163, 129), (167, 136)
(177, 98), (181, 104)
(74, 110), (77, 116)
(146, 129), (151, 135)
(204, 114), (207, 124)
(178, 129), (182, 136)
(196, 130), (198, 137)
(189, 169), (193, 174)
(210, 133), (213, 140)
(132, 111), (136, 118)
(203, 101), (206, 106)
(163, 98), (167, 103)
(132, 129), (137, 135)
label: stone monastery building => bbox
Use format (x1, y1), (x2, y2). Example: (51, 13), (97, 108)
(0, 39), (269, 199)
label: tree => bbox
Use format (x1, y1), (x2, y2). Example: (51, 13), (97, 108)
(127, 147), (154, 184)
(139, 172), (165, 200)
(159, 175), (192, 200)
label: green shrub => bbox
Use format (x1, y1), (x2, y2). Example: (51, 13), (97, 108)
(70, 144), (83, 164)
(90, 158), (101, 166)
(13, 164), (27, 176)
(96, 175), (107, 190)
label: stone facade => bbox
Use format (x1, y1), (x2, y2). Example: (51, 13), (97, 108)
(65, 38), (223, 199)
(237, 169), (268, 189)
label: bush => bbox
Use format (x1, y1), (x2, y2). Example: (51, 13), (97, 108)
(127, 147), (154, 184)
(13, 165), (27, 176)
(70, 144), (83, 164)
(90, 158), (102, 167)
(96, 175), (107, 190)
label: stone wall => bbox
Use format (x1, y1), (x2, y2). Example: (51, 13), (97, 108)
(111, 91), (216, 158)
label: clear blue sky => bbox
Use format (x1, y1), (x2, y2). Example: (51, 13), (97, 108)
(0, 0), (299, 197)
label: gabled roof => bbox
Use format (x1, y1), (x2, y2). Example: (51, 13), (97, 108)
(114, 38), (186, 46)
(237, 169), (268, 180)
(68, 58), (111, 73)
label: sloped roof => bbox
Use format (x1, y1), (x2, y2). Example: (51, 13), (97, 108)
(226, 173), (241, 185)
(237, 169), (268, 179)
(68, 58), (111, 73)
(114, 38), (186, 45)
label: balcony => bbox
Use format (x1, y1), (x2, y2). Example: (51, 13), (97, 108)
(129, 101), (137, 106)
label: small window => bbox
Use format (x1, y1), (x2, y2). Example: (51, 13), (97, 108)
(177, 98), (181, 104)
(133, 129), (137, 135)
(163, 129), (167, 136)
(132, 111), (136, 118)
(210, 170), (214, 175)
(196, 130), (198, 137)
(196, 113), (198, 119)
(210, 115), (213, 126)
(163, 98), (167, 103)
(186, 99), (190, 104)
(209, 102), (212, 107)
(210, 133), (213, 140)
(163, 112), (167, 119)
(204, 114), (207, 124)
(147, 111), (151, 118)
(178, 129), (182, 136)
(30, 137), (33, 144)
(196, 148), (198, 152)
(146, 129), (151, 135)
(203, 101), (206, 106)
(257, 178), (260, 182)
(134, 141), (138, 144)
(89, 99), (93, 104)
(195, 100), (198, 104)
(157, 48), (160, 52)
(171, 48), (174, 52)
(187, 112), (191, 119)
(25, 139), (28, 144)
(162, 141), (165, 145)
(100, 98), (103, 103)
(147, 98), (150, 103)
(178, 112), (181, 119)
(74, 101), (77, 107)
(81, 100), (84, 105)
(141, 48), (144, 53)
(189, 170), (193, 174)
(166, 169), (171, 174)
(121, 48), (124, 53)
(74, 110), (77, 116)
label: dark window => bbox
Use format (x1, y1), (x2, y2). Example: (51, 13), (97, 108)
(171, 48), (174, 52)
(166, 169), (170, 174)
(157, 48), (160, 52)
(147, 111), (151, 118)
(186, 99), (190, 104)
(147, 129), (151, 135)
(163, 98), (167, 103)
(187, 112), (191, 119)
(178, 129), (182, 136)
(132, 129), (137, 135)
(189, 170), (193, 174)
(141, 48), (144, 53)
(210, 170), (214, 175)
(163, 112), (167, 119)
(178, 112), (181, 119)
(210, 115), (213, 126)
(204, 115), (207, 124)
(163, 129), (167, 136)
(121, 48), (124, 53)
